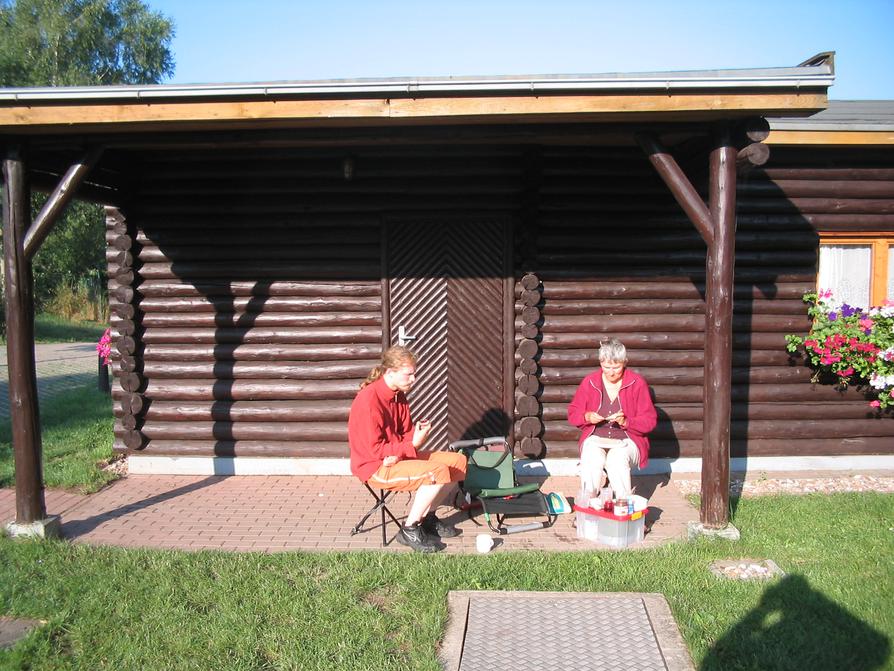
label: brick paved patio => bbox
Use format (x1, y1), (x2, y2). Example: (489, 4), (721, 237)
(1, 473), (695, 553)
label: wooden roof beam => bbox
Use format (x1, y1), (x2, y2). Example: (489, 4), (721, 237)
(23, 146), (104, 260)
(636, 132), (714, 246)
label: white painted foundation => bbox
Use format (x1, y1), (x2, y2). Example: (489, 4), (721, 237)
(127, 454), (894, 477)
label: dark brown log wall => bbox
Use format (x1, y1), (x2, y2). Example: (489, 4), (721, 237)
(533, 145), (894, 458)
(105, 143), (894, 460)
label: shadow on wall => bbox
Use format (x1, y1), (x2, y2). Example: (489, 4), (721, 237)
(700, 573), (890, 671)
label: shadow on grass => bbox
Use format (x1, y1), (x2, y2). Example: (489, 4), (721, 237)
(701, 574), (890, 671)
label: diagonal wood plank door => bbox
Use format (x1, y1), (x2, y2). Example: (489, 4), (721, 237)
(387, 217), (510, 450)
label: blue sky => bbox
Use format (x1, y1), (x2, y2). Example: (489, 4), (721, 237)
(144, 0), (894, 100)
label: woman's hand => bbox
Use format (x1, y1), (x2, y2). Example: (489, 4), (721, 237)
(412, 419), (432, 448)
(584, 411), (606, 425)
(607, 411), (628, 428)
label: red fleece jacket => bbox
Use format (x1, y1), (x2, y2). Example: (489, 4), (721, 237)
(348, 377), (418, 482)
(567, 369), (658, 469)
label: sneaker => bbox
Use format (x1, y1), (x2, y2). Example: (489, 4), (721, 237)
(422, 512), (460, 538)
(396, 524), (443, 553)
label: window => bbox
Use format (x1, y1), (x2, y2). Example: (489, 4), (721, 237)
(818, 235), (894, 308)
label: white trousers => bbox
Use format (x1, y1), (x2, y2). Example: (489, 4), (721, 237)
(579, 436), (639, 499)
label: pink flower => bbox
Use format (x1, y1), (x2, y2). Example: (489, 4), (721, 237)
(859, 317), (874, 330)
(818, 289), (834, 299)
(870, 400), (881, 408)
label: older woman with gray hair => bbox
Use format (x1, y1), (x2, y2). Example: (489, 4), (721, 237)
(567, 338), (657, 499)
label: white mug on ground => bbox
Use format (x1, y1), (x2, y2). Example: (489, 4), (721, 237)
(476, 533), (494, 553)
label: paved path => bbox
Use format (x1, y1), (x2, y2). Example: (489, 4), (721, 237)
(0, 342), (100, 422)
(1, 473), (694, 553)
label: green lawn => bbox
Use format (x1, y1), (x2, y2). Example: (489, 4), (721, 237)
(0, 384), (116, 493)
(0, 314), (107, 345)
(1, 493), (891, 670)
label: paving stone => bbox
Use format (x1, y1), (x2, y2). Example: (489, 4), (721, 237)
(0, 616), (44, 650)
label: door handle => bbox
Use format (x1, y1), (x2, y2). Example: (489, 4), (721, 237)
(398, 325), (417, 347)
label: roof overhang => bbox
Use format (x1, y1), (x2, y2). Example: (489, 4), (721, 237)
(0, 54), (835, 135)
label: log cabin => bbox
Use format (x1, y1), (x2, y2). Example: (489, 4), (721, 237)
(3, 52), (892, 530)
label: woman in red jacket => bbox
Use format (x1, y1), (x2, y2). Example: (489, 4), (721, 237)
(567, 338), (657, 500)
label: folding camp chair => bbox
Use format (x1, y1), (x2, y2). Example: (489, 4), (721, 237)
(350, 483), (402, 545)
(449, 436), (556, 535)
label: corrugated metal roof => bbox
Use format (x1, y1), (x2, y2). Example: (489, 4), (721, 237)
(0, 55), (835, 103)
(770, 100), (894, 131)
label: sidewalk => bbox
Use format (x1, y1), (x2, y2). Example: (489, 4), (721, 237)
(0, 342), (99, 422)
(1, 473), (695, 553)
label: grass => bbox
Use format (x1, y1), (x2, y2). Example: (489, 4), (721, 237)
(0, 493), (891, 670)
(1, 313), (106, 345)
(31, 313), (107, 344)
(0, 383), (116, 493)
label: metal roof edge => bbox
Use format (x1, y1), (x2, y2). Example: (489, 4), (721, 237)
(0, 54), (835, 104)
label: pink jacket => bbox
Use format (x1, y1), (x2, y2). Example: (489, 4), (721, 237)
(567, 369), (658, 469)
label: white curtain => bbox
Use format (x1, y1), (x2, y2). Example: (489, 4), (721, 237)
(818, 245), (871, 308)
(888, 245), (894, 303)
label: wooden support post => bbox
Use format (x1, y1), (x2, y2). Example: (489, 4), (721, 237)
(701, 125), (737, 528)
(2, 146), (46, 525)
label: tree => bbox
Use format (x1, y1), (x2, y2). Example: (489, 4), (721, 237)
(0, 0), (174, 322)
(0, 0), (175, 86)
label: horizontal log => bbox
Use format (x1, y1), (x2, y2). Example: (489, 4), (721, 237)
(516, 338), (538, 359)
(140, 379), (359, 401)
(121, 414), (138, 431)
(536, 268), (815, 283)
(543, 419), (894, 441)
(122, 393), (144, 415)
(136, 296), (380, 313)
(540, 382), (877, 404)
(142, 343), (381, 362)
(521, 306), (540, 325)
(118, 355), (138, 373)
(758, 168), (894, 181)
(738, 197), (894, 215)
(139, 312), (381, 328)
(540, 401), (885, 422)
(116, 335), (137, 354)
(115, 250), (134, 268)
(141, 360), (373, 380)
(137, 261), (380, 280)
(519, 274), (541, 291)
(515, 416), (543, 438)
(519, 437), (544, 459)
(540, 436), (894, 459)
(138, 421), (349, 442)
(517, 374), (539, 395)
(115, 286), (135, 304)
(133, 279), (381, 298)
(140, 326), (382, 344)
(520, 324), (539, 339)
(538, 348), (797, 368)
(541, 281), (812, 301)
(519, 289), (541, 307)
(543, 332), (791, 350)
(737, 213), (894, 232)
(536, 250), (816, 267)
(136, 244), (378, 263)
(115, 269), (135, 285)
(134, 228), (380, 247)
(741, 179), (894, 199)
(515, 394), (540, 417)
(118, 439), (349, 458)
(518, 358), (538, 375)
(115, 320), (137, 336)
(535, 298), (808, 316)
(132, 399), (351, 422)
(119, 373), (143, 393)
(538, 231), (815, 253)
(736, 142), (770, 174)
(113, 235), (133, 251)
(123, 430), (145, 450)
(114, 304), (135, 320)
(540, 365), (814, 386)
(740, 117), (770, 143)
(537, 314), (810, 334)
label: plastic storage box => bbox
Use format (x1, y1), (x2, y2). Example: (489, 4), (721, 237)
(573, 504), (648, 548)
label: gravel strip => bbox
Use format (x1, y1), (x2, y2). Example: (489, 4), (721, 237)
(675, 474), (894, 497)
